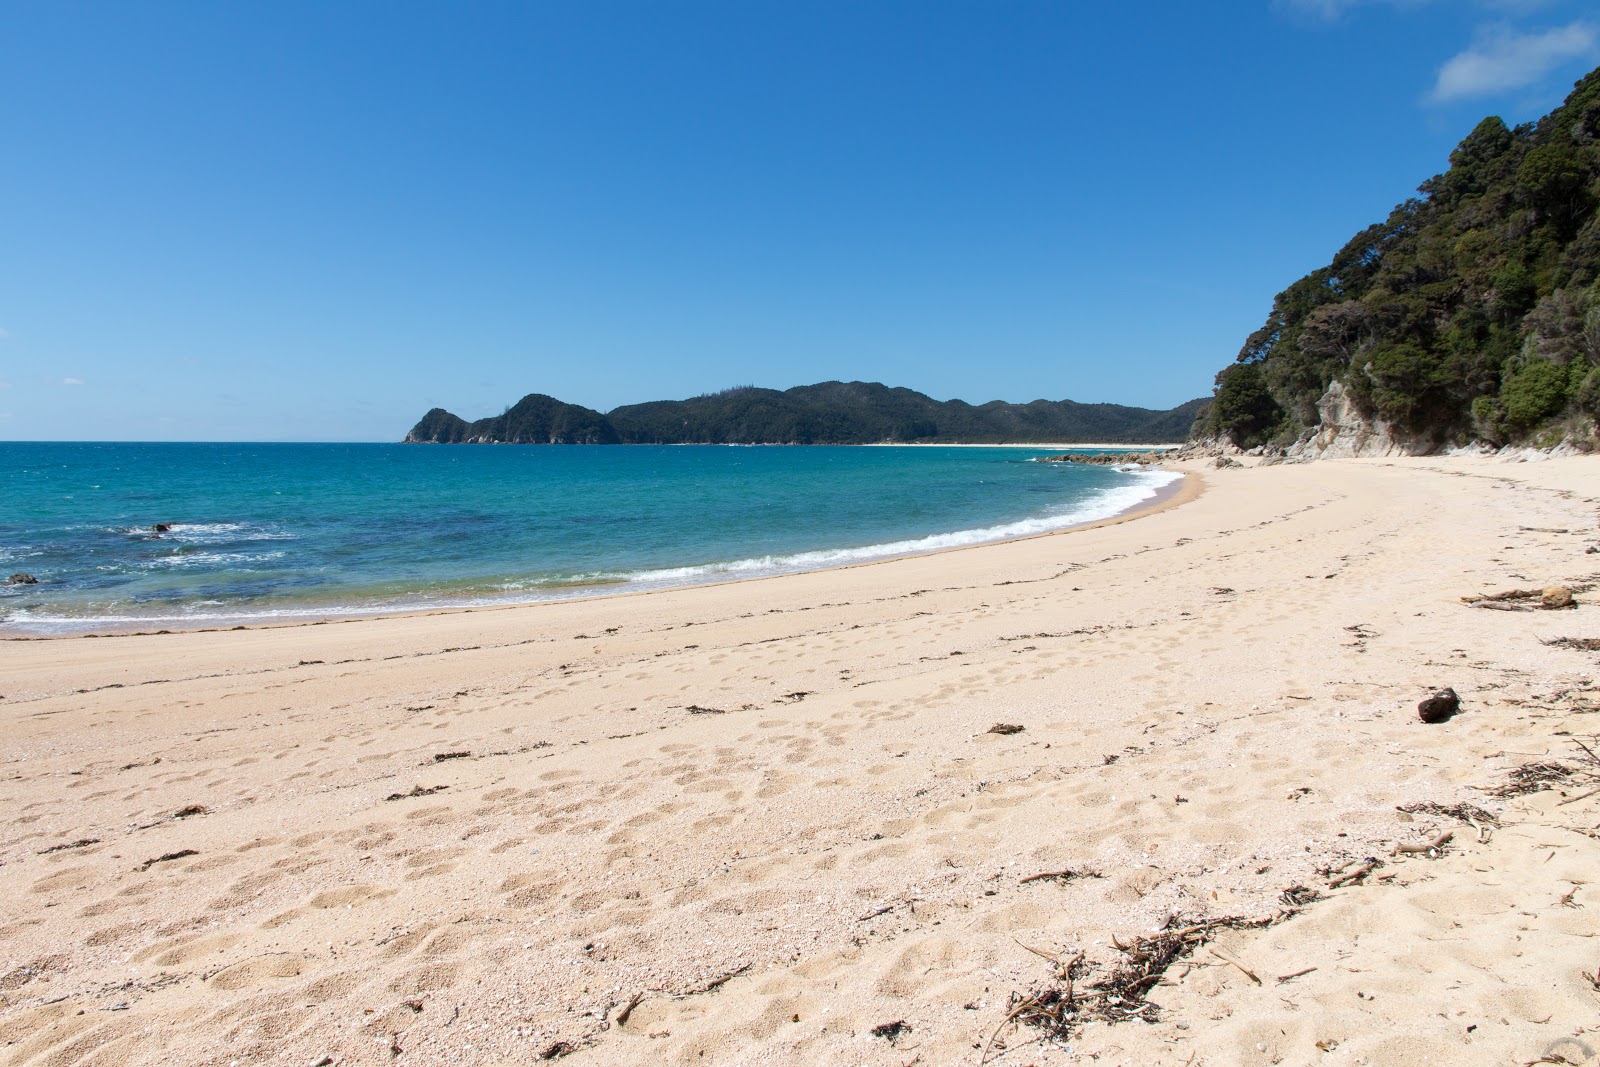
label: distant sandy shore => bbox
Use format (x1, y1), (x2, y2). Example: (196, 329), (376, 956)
(3, 453), (1598, 1066)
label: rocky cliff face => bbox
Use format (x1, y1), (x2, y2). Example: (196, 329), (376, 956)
(1289, 381), (1418, 459)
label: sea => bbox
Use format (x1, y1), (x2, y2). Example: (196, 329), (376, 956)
(0, 443), (1179, 635)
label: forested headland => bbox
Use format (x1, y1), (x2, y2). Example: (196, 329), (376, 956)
(1201, 66), (1600, 452)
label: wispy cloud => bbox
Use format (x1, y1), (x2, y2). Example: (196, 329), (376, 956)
(1282, 0), (1560, 23)
(1430, 21), (1598, 101)
(62, 377), (84, 386)
(1277, 0), (1427, 23)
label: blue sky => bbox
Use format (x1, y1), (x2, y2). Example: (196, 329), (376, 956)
(2, 1), (1598, 441)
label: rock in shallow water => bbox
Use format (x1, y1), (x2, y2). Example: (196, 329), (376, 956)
(6, 573), (38, 586)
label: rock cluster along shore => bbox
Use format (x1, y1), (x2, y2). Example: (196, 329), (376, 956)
(1037, 451), (1168, 466)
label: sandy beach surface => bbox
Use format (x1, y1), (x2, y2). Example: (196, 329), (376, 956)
(3, 454), (1599, 1067)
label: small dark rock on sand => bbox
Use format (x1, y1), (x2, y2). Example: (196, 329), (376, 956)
(987, 723), (1025, 735)
(1417, 688), (1460, 724)
(7, 573), (38, 585)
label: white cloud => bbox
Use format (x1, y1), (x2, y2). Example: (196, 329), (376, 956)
(1430, 22), (1598, 101)
(62, 377), (84, 386)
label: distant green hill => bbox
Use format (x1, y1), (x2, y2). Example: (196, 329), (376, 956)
(1201, 65), (1600, 451)
(404, 381), (1206, 444)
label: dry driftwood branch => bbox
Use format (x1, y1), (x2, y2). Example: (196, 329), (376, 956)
(1328, 860), (1379, 888)
(1393, 830), (1453, 855)
(1276, 966), (1317, 984)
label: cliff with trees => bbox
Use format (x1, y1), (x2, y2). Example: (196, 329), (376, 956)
(1201, 66), (1600, 454)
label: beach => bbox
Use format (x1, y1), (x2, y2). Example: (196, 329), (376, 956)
(3, 453), (1598, 1066)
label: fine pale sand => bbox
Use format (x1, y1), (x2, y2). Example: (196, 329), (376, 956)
(3, 455), (1598, 1066)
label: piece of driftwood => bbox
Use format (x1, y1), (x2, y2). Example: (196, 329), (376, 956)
(1393, 830), (1453, 855)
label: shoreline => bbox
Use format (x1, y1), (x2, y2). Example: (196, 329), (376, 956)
(1, 468), (1198, 641)
(6, 454), (1599, 1066)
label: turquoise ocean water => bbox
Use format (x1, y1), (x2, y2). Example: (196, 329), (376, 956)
(0, 443), (1178, 635)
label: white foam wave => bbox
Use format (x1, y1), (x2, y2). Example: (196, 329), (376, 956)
(113, 522), (296, 543)
(585, 469), (1181, 588)
(140, 550), (288, 570)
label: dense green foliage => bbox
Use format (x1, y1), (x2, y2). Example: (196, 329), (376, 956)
(1202, 67), (1600, 448)
(406, 382), (1207, 445)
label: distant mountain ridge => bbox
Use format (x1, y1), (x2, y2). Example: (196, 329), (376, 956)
(404, 381), (1206, 445)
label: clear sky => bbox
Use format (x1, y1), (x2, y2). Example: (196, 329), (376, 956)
(3, 1), (1598, 441)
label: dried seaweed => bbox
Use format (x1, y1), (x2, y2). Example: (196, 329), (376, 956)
(984, 915), (1276, 1061)
(135, 849), (198, 872)
(37, 838), (101, 855)
(384, 784), (449, 801)
(1542, 637), (1600, 651)
(1397, 801), (1499, 826)
(1493, 762), (1577, 797)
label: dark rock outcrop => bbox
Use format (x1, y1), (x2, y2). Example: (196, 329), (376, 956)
(1038, 451), (1166, 466)
(7, 573), (38, 585)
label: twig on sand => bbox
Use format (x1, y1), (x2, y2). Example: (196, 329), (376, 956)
(858, 897), (920, 922)
(666, 963), (751, 999)
(1208, 946), (1261, 985)
(614, 991), (645, 1027)
(1018, 868), (1100, 886)
(980, 951), (1084, 1065)
(1276, 967), (1317, 984)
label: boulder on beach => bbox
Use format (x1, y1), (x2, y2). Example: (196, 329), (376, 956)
(1542, 585), (1575, 609)
(1417, 688), (1459, 723)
